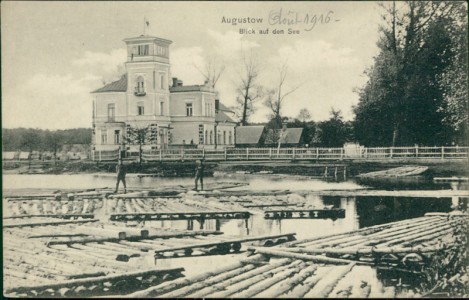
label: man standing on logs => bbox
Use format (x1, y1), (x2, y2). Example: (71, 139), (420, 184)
(115, 159), (127, 193)
(194, 159), (204, 191)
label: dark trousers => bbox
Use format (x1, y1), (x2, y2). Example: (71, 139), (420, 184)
(195, 173), (203, 190)
(116, 176), (126, 193)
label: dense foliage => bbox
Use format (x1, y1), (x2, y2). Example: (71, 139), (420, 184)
(353, 1), (468, 146)
(2, 128), (92, 152)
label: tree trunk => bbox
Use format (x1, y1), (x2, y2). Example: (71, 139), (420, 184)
(139, 143), (142, 167)
(392, 123), (399, 147)
(242, 96), (248, 126)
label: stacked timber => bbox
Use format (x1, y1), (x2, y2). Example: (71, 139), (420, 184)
(153, 233), (296, 259)
(4, 197), (103, 219)
(106, 197), (251, 221)
(356, 166), (429, 178)
(3, 221), (223, 294)
(126, 253), (398, 298)
(280, 213), (468, 270)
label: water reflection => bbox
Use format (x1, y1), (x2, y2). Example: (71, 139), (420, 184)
(140, 194), (452, 240)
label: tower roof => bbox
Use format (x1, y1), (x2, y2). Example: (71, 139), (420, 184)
(123, 35), (172, 45)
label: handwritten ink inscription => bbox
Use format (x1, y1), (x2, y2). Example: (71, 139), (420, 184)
(268, 8), (335, 31)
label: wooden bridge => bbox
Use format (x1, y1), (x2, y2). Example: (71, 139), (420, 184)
(91, 146), (468, 161)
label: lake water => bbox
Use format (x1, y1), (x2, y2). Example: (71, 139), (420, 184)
(2, 173), (465, 294)
(3, 173), (459, 239)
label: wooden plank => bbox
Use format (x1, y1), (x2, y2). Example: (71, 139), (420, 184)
(109, 211), (251, 221)
(3, 219), (98, 228)
(218, 260), (305, 298)
(264, 208), (345, 220)
(248, 247), (372, 265)
(186, 259), (292, 298)
(5, 267), (184, 294)
(3, 213), (95, 220)
(154, 233), (296, 256)
(127, 254), (267, 297)
(311, 189), (468, 198)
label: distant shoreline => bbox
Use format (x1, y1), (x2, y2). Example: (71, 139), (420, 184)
(3, 159), (468, 178)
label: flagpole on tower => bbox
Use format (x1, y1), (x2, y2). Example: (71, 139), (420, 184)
(143, 16), (150, 35)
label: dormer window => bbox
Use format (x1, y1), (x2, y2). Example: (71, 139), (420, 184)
(135, 76), (146, 96)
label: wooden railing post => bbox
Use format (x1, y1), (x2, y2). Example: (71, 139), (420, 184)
(246, 148), (249, 160)
(99, 151), (102, 161)
(441, 146), (444, 159)
(224, 147), (227, 160)
(390, 148), (393, 158)
(202, 148), (205, 159)
(292, 148), (296, 160)
(415, 145), (419, 158)
(364, 148), (368, 159)
(316, 148), (319, 160)
(159, 149), (162, 161)
(269, 148), (272, 160)
(340, 148), (344, 160)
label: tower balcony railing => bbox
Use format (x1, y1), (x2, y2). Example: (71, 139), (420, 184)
(134, 87), (146, 96)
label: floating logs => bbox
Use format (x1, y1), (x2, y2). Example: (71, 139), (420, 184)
(125, 252), (397, 298)
(154, 233), (296, 259)
(5, 267), (184, 298)
(264, 208), (345, 220)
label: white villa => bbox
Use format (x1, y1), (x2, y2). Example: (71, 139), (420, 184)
(91, 34), (237, 156)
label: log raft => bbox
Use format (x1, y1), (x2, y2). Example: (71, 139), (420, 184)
(154, 233), (296, 259)
(264, 208), (346, 220)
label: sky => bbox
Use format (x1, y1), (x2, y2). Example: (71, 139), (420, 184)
(2, 1), (383, 130)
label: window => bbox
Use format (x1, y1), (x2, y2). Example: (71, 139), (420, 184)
(101, 132), (107, 144)
(205, 130), (208, 145)
(137, 102), (144, 115)
(160, 74), (165, 89)
(223, 131), (226, 145)
(218, 131), (221, 145)
(107, 103), (115, 122)
(210, 130), (213, 144)
(137, 44), (149, 56)
(186, 103), (193, 116)
(135, 76), (145, 95)
(114, 130), (120, 144)
(160, 101), (165, 116)
(153, 71), (156, 89)
(157, 45), (168, 57)
(229, 131), (232, 144)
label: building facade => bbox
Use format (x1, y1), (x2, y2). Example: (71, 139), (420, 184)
(91, 35), (236, 155)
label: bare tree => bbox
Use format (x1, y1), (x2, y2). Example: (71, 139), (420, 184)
(264, 62), (302, 127)
(235, 53), (263, 126)
(297, 108), (312, 124)
(194, 56), (226, 88)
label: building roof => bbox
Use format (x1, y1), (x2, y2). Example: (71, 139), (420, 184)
(169, 85), (213, 93)
(215, 110), (236, 123)
(217, 102), (234, 114)
(123, 35), (172, 45)
(92, 75), (127, 93)
(235, 126), (265, 144)
(266, 128), (304, 144)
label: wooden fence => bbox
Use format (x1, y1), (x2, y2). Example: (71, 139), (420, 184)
(91, 146), (468, 162)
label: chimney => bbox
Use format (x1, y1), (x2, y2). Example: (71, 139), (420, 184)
(215, 99), (220, 111)
(177, 80), (183, 86)
(172, 77), (178, 87)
